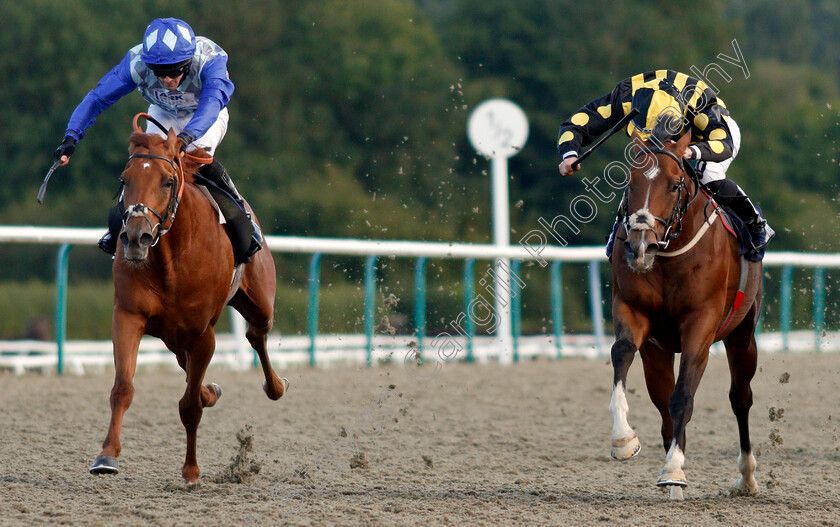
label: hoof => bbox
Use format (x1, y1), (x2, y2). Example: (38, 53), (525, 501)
(210, 382), (222, 399)
(611, 432), (641, 461)
(90, 456), (119, 475)
(657, 469), (687, 487)
(730, 476), (759, 497)
(263, 378), (290, 400)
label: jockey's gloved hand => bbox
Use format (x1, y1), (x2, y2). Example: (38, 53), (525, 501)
(54, 136), (77, 161)
(176, 131), (196, 153)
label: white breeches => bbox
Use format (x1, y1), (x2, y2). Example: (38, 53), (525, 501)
(698, 117), (741, 184)
(145, 105), (229, 156)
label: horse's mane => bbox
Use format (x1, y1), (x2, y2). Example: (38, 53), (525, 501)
(129, 131), (167, 150)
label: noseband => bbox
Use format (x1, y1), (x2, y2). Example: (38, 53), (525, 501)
(122, 153), (183, 247)
(623, 147), (699, 250)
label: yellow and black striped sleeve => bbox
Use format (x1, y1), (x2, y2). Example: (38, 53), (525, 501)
(557, 83), (627, 159)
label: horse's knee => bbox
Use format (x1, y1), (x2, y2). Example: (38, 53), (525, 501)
(611, 339), (636, 382)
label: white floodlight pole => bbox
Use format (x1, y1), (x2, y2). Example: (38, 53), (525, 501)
(467, 99), (529, 365)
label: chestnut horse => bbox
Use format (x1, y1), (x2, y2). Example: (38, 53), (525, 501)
(89, 115), (288, 483)
(608, 130), (761, 499)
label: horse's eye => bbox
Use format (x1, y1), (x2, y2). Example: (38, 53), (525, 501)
(671, 183), (680, 192)
(164, 178), (175, 188)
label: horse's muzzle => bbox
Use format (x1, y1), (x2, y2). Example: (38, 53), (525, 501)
(120, 222), (154, 262)
(623, 232), (659, 272)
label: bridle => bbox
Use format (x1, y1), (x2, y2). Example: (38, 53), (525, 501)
(121, 152), (184, 247)
(622, 147), (700, 250)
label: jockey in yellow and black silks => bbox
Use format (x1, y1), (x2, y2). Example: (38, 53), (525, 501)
(557, 69), (774, 257)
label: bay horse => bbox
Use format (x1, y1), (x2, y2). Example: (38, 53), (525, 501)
(608, 129), (762, 499)
(89, 114), (288, 484)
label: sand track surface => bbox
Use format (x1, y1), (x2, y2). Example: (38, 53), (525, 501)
(1, 351), (839, 526)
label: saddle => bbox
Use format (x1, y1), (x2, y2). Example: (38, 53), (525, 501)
(701, 189), (765, 262)
(192, 174), (255, 265)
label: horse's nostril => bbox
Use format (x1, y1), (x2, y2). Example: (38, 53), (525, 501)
(623, 241), (635, 258)
(646, 243), (659, 254)
(119, 232), (129, 247)
(139, 233), (154, 247)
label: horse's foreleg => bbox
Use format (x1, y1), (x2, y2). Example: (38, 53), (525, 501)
(610, 338), (641, 460)
(609, 304), (649, 461)
(657, 325), (714, 495)
(724, 320), (759, 496)
(179, 331), (216, 484)
(90, 308), (145, 475)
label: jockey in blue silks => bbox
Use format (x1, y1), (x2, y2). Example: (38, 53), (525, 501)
(54, 18), (262, 262)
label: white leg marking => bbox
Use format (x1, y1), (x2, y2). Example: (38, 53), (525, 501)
(662, 440), (685, 475)
(657, 439), (688, 490)
(731, 450), (759, 496)
(609, 383), (633, 440)
(609, 383), (641, 460)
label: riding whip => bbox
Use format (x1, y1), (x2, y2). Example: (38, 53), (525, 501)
(37, 159), (62, 204)
(570, 107), (640, 169)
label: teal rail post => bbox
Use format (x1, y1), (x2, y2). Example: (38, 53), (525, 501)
(588, 260), (606, 357)
(308, 253), (323, 367)
(364, 255), (378, 367)
(756, 272), (765, 337)
(463, 259), (475, 362)
(813, 267), (826, 352)
(550, 260), (563, 358)
(414, 257), (427, 353)
(511, 260), (522, 362)
(780, 265), (793, 352)
(55, 244), (72, 375)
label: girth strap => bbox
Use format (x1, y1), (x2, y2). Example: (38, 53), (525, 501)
(715, 255), (751, 339)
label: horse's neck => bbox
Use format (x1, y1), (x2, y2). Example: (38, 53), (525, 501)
(677, 183), (718, 245)
(151, 185), (202, 266)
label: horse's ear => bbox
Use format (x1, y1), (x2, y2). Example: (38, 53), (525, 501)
(165, 128), (180, 154)
(675, 130), (692, 157)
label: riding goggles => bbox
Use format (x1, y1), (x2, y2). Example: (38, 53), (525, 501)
(147, 58), (192, 79)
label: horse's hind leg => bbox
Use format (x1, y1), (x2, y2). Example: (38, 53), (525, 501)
(91, 308), (145, 475)
(639, 341), (676, 451)
(168, 346), (222, 408)
(230, 279), (287, 401)
(723, 315), (759, 496)
(178, 330), (216, 484)
(609, 301), (650, 460)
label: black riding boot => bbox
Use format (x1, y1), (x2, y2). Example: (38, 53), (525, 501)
(98, 205), (123, 256)
(198, 159), (263, 264)
(704, 178), (775, 251)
